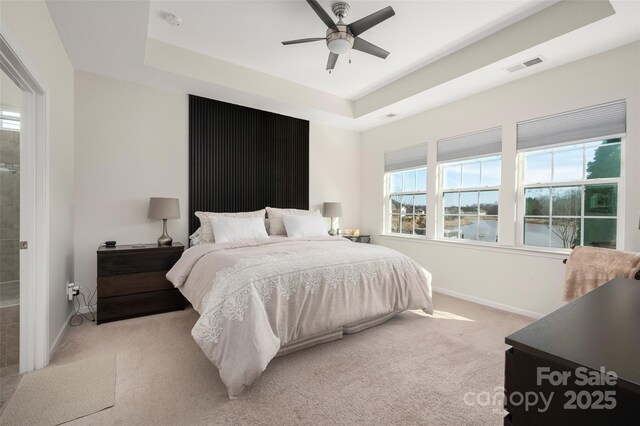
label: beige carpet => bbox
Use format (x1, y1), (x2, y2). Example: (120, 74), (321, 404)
(0, 354), (115, 425)
(49, 293), (531, 425)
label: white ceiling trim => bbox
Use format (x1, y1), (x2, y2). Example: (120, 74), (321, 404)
(46, 0), (640, 131)
(354, 0), (615, 116)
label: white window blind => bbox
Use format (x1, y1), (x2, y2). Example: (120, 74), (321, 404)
(437, 127), (502, 162)
(384, 143), (427, 172)
(517, 100), (626, 151)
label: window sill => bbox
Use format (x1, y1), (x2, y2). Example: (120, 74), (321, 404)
(378, 234), (569, 259)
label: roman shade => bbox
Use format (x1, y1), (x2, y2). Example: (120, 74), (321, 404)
(384, 143), (427, 172)
(437, 127), (502, 162)
(517, 100), (626, 151)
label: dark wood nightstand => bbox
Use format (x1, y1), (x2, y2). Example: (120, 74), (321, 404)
(343, 235), (371, 243)
(96, 243), (186, 324)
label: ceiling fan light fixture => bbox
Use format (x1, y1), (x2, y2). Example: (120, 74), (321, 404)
(282, 0), (394, 71)
(327, 38), (352, 54)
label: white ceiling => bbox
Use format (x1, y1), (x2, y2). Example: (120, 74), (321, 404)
(46, 0), (640, 131)
(147, 0), (549, 99)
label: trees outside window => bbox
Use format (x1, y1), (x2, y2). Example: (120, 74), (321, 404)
(522, 139), (620, 249)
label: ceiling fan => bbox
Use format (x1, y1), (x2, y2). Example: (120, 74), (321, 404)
(282, 1), (395, 72)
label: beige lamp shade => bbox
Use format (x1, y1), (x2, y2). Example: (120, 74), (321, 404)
(147, 197), (180, 220)
(323, 202), (342, 218)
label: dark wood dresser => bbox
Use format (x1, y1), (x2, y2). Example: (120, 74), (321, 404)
(504, 278), (640, 425)
(97, 243), (186, 324)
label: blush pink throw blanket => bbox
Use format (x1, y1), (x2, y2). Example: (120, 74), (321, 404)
(564, 246), (640, 301)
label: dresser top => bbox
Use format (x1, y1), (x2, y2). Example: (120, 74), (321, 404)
(506, 278), (640, 389)
(97, 243), (184, 254)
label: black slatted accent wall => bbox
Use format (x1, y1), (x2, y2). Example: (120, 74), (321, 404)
(189, 95), (309, 234)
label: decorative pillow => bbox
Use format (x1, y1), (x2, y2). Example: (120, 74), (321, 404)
(266, 207), (321, 235)
(282, 215), (328, 238)
(195, 209), (266, 243)
(210, 216), (269, 243)
(189, 227), (203, 246)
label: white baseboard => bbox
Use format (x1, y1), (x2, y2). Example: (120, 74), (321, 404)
(433, 286), (544, 319)
(49, 306), (96, 359)
(49, 309), (72, 359)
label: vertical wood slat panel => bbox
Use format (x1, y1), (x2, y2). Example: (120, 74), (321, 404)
(188, 95), (310, 234)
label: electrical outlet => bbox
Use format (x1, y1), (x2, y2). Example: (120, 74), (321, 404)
(67, 282), (76, 302)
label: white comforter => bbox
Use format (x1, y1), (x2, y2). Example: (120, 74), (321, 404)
(167, 236), (433, 398)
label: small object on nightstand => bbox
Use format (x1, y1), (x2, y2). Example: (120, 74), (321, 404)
(105, 241), (116, 248)
(96, 243), (186, 324)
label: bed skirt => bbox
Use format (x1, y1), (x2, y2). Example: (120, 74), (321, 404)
(275, 311), (399, 357)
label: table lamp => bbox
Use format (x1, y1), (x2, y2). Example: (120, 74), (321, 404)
(148, 197), (180, 246)
(323, 202), (342, 236)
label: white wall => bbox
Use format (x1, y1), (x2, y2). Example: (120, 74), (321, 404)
(309, 122), (361, 231)
(360, 41), (640, 317)
(74, 72), (188, 301)
(1, 1), (76, 350)
(74, 72), (361, 299)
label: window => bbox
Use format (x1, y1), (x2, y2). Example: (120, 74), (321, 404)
(0, 109), (20, 132)
(441, 155), (500, 242)
(386, 167), (427, 235)
(522, 138), (621, 249)
(437, 127), (502, 243)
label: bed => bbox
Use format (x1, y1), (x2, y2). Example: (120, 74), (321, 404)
(167, 235), (433, 399)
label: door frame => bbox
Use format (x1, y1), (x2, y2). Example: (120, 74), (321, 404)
(0, 33), (50, 372)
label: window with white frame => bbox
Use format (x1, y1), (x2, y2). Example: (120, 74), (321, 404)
(387, 167), (427, 235)
(384, 144), (427, 236)
(0, 108), (20, 132)
(441, 156), (501, 242)
(521, 139), (621, 249)
(437, 127), (502, 243)
(517, 101), (625, 250)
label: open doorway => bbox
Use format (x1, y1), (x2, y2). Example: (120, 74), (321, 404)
(0, 67), (21, 372)
(0, 34), (50, 381)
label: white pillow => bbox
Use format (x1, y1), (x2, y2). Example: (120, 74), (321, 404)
(195, 209), (265, 243)
(210, 216), (269, 243)
(282, 215), (328, 238)
(266, 207), (321, 235)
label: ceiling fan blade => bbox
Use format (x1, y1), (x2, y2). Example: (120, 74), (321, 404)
(352, 37), (390, 59)
(282, 37), (326, 45)
(348, 6), (395, 37)
(306, 0), (338, 31)
(326, 52), (339, 70)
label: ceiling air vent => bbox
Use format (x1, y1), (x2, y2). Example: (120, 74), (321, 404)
(505, 56), (545, 73)
(385, 113), (397, 118)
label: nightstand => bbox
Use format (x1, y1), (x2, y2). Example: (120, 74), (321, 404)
(343, 235), (371, 243)
(96, 243), (186, 324)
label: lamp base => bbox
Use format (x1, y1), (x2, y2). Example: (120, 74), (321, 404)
(157, 234), (173, 246)
(328, 216), (336, 236)
(157, 219), (173, 246)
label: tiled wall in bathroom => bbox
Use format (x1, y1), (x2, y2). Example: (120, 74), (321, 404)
(0, 129), (20, 368)
(0, 305), (19, 367)
(0, 129), (20, 296)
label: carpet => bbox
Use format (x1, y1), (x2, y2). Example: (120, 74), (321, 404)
(46, 293), (532, 425)
(0, 354), (115, 425)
